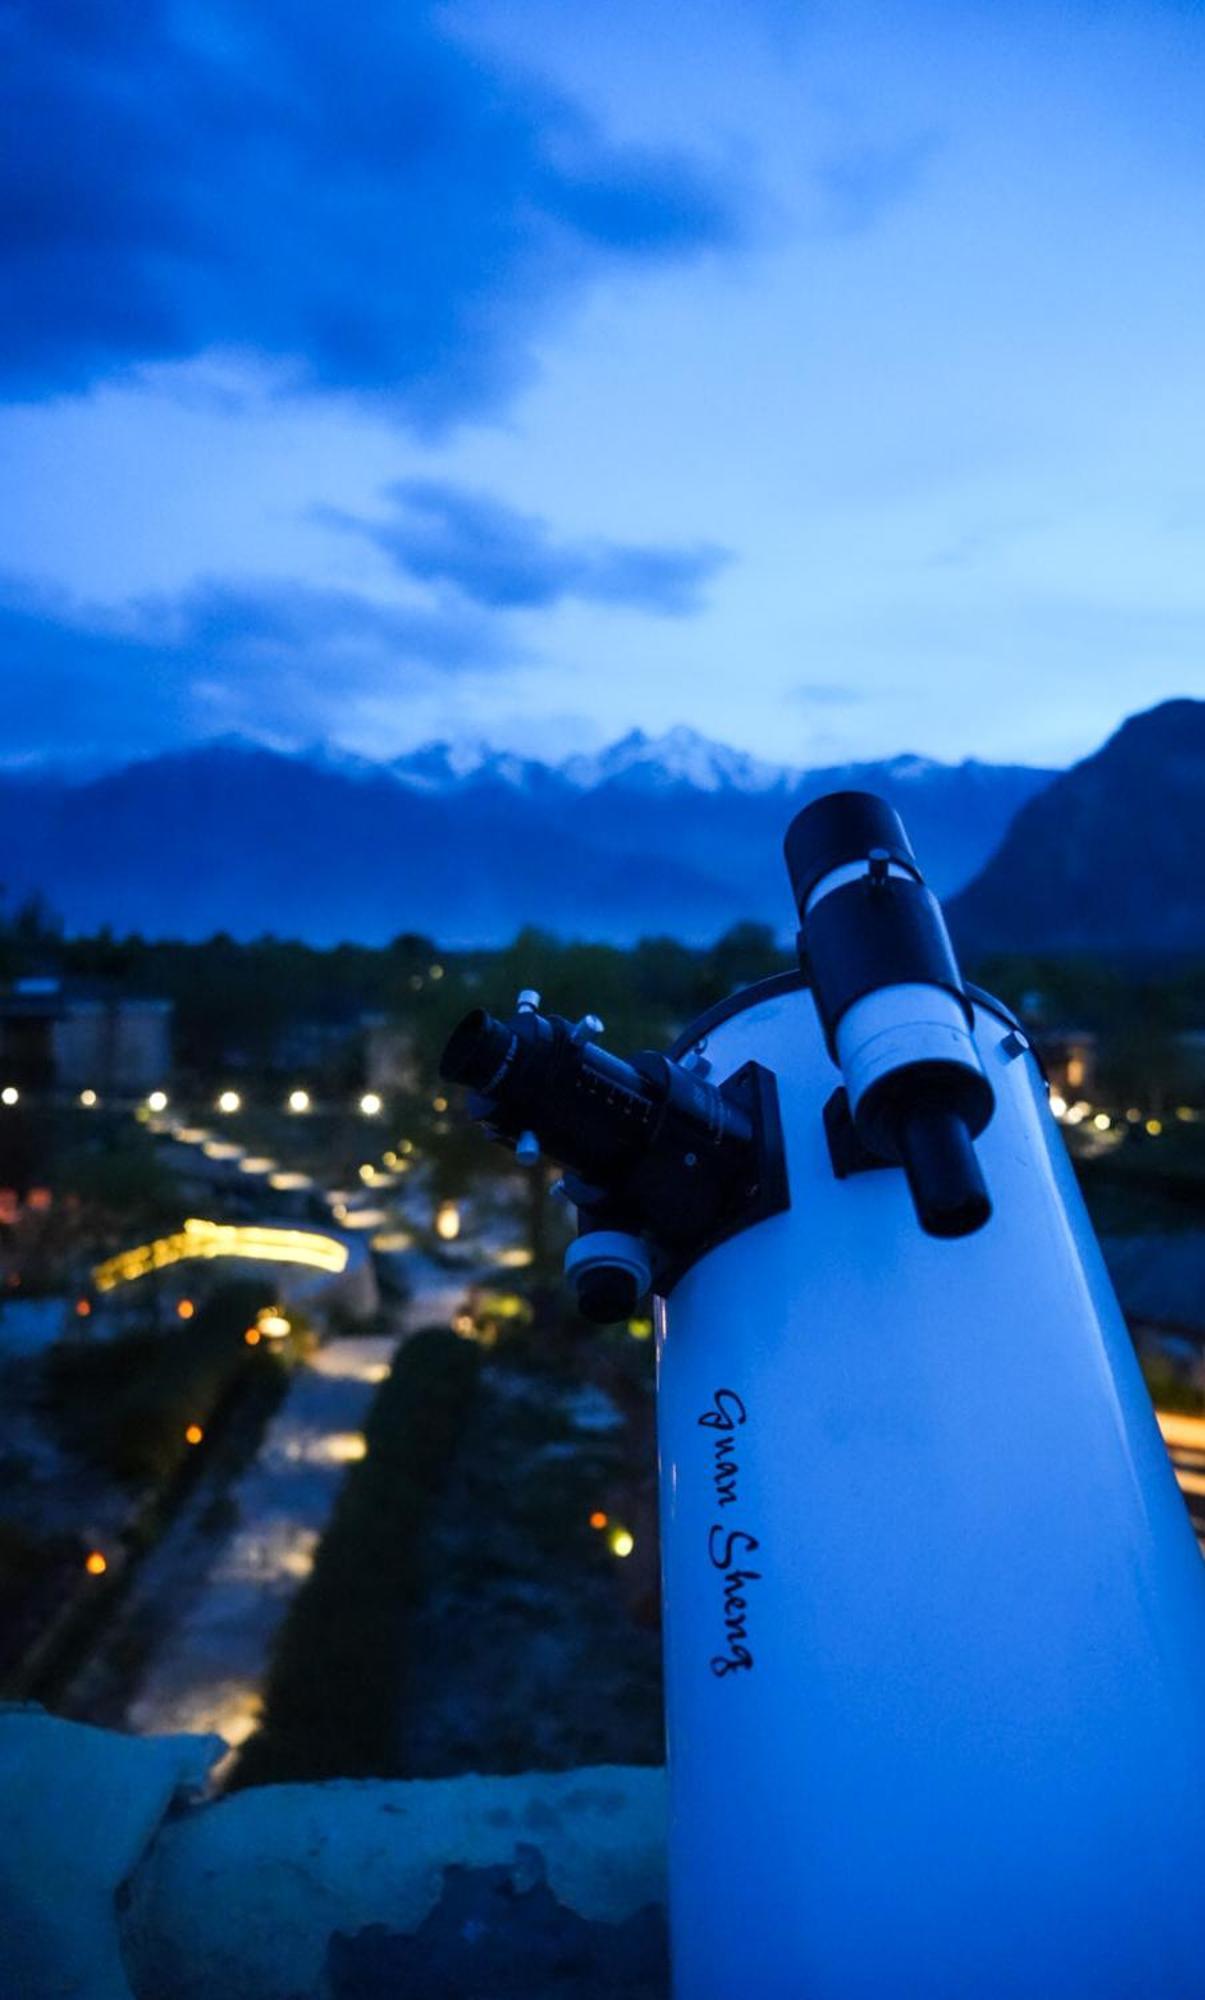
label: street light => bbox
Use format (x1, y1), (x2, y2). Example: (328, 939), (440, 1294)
(287, 1088), (311, 1114)
(79, 1089), (98, 1108)
(435, 1200), (461, 1242)
(147, 1090), (169, 1113)
(359, 1092), (383, 1117)
(217, 1089), (241, 1114)
(1, 1086), (18, 1106)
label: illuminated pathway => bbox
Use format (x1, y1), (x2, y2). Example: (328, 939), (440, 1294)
(77, 1337), (396, 1759)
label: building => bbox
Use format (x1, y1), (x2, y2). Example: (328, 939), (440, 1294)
(0, 980), (173, 1095)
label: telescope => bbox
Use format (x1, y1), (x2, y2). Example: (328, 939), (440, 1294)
(441, 791), (1205, 1996)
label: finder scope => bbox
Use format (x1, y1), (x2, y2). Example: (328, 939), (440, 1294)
(785, 789), (994, 1237)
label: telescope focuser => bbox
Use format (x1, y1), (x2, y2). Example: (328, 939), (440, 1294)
(439, 998), (788, 1321)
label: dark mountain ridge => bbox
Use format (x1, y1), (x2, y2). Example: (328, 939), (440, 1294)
(0, 728), (1055, 946)
(948, 698), (1205, 957)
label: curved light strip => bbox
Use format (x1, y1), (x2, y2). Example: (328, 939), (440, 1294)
(93, 1217), (349, 1291)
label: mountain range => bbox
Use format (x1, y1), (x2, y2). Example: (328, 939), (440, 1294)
(948, 697), (1205, 957)
(0, 729), (1051, 947)
(1, 700), (1200, 950)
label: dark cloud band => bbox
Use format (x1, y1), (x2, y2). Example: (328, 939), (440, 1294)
(323, 480), (732, 615)
(0, 0), (741, 425)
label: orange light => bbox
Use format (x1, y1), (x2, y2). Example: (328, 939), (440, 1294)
(75, 1298), (92, 1317)
(176, 1298), (195, 1320)
(589, 1510), (608, 1531)
(84, 1550), (107, 1576)
(244, 1326), (261, 1346)
(185, 1424), (204, 1446)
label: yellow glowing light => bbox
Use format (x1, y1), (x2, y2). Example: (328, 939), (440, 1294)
(1176, 1105), (1199, 1123)
(432, 1094), (448, 1113)
(371, 1229), (414, 1252)
(452, 1312), (476, 1336)
(1, 1086), (19, 1106)
(147, 1090), (169, 1113)
(1092, 1113), (1111, 1131)
(177, 1298), (195, 1320)
(1158, 1411), (1205, 1452)
(496, 1246), (534, 1269)
(359, 1092), (383, 1117)
(1065, 1056), (1085, 1089)
(435, 1201), (461, 1242)
(1049, 1094), (1067, 1119)
(185, 1423), (204, 1446)
(398, 1138), (415, 1155)
(217, 1089), (241, 1114)
(359, 1163), (376, 1183)
(268, 1171), (313, 1191)
(1064, 1102), (1090, 1126)
(609, 1528), (635, 1559)
(256, 1309), (292, 1340)
(1146, 1118), (1163, 1136)
(430, 964), (444, 980)
(287, 1088), (311, 1113)
(92, 1218), (349, 1291)
(590, 1510), (608, 1531)
(320, 1431), (368, 1463)
(84, 1550), (107, 1576)
(244, 1327), (261, 1345)
(628, 1317), (653, 1340)
(79, 1089), (98, 1108)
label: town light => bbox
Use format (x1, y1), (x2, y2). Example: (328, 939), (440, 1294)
(256, 1309), (292, 1340)
(609, 1528), (635, 1559)
(1049, 1095), (1068, 1119)
(84, 1550), (108, 1576)
(1, 1086), (18, 1106)
(177, 1298), (195, 1320)
(244, 1327), (261, 1346)
(359, 1092), (383, 1117)
(79, 1089), (98, 1108)
(1093, 1113), (1111, 1132)
(1146, 1118), (1163, 1136)
(590, 1511), (609, 1530)
(184, 1423), (204, 1446)
(435, 1200), (461, 1242)
(92, 1218), (349, 1291)
(287, 1088), (311, 1114)
(217, 1089), (241, 1114)
(75, 1298), (91, 1318)
(147, 1090), (169, 1113)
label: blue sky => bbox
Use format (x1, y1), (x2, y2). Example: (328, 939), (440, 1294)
(2, 0), (1204, 770)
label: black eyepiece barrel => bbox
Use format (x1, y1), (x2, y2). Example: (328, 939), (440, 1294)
(784, 790), (920, 917)
(894, 1107), (991, 1239)
(440, 1008), (516, 1094)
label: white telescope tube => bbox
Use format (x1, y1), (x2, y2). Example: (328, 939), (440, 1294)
(657, 979), (1205, 1997)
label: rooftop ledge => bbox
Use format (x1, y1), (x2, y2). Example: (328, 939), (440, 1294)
(0, 1705), (668, 1999)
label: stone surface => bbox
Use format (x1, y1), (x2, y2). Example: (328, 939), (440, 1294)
(0, 1705), (221, 2000)
(123, 1764), (666, 2000)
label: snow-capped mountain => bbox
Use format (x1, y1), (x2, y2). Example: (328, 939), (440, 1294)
(0, 727), (1056, 946)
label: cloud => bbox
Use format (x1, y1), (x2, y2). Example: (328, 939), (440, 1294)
(813, 133), (940, 234)
(791, 681), (865, 706)
(0, 1), (741, 427)
(323, 480), (732, 615)
(0, 571), (509, 762)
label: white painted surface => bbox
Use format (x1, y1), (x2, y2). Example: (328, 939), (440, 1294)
(657, 984), (1205, 1998)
